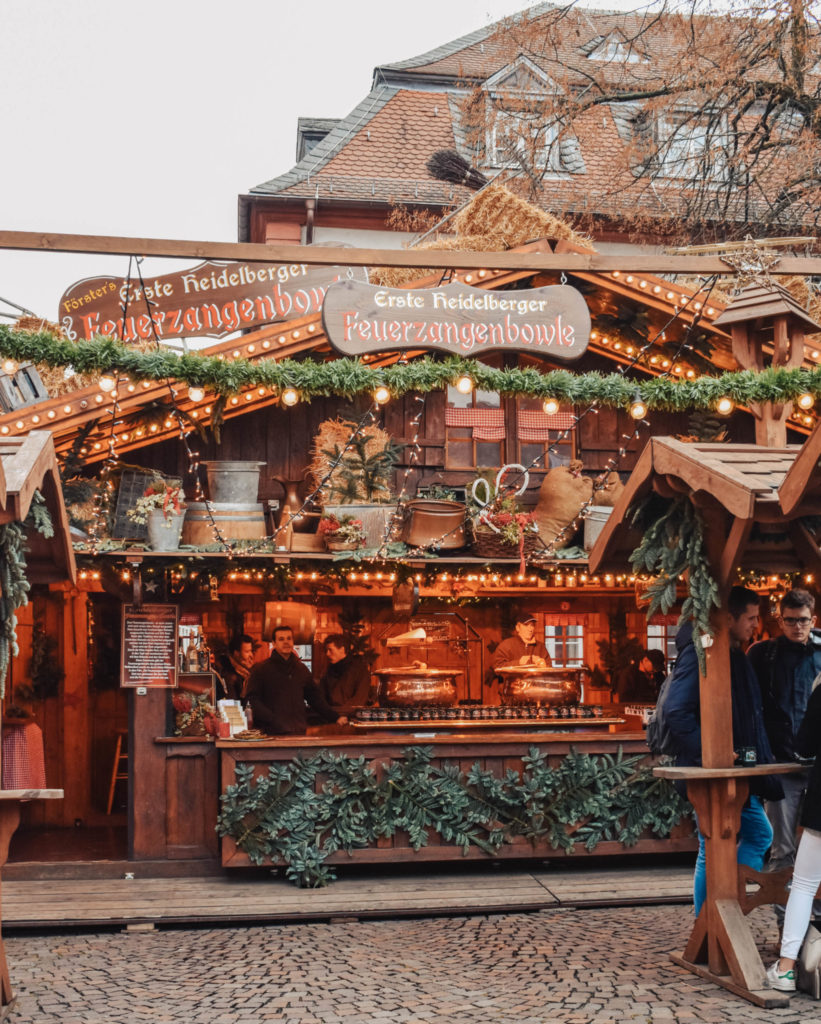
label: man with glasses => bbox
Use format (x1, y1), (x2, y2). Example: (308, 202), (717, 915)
(749, 588), (821, 924)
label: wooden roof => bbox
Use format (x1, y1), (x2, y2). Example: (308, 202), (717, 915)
(779, 418), (821, 516)
(588, 436), (821, 578)
(712, 283), (821, 333)
(0, 241), (737, 465)
(0, 432), (75, 583)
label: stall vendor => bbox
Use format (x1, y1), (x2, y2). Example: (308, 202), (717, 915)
(215, 633), (255, 701)
(492, 614), (551, 668)
(245, 626), (348, 735)
(319, 633), (372, 711)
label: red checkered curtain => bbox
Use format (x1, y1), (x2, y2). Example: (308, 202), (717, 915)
(444, 407), (505, 441)
(2, 722), (46, 789)
(517, 410), (576, 441)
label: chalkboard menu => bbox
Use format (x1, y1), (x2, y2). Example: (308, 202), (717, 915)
(121, 604), (179, 688)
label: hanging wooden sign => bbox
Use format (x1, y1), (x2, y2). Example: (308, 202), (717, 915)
(322, 280), (590, 359)
(59, 260), (367, 343)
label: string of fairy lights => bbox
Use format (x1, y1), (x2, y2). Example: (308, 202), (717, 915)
(2, 259), (818, 568)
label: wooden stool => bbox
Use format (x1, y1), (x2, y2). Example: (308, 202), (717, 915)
(106, 729), (128, 815)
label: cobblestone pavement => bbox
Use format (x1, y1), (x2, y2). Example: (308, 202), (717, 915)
(6, 905), (821, 1024)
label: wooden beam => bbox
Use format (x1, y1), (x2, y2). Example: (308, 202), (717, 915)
(2, 229), (821, 275)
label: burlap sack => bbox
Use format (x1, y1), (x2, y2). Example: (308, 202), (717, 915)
(532, 461), (593, 548)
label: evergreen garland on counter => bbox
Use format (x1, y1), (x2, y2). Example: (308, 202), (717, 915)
(3, 325), (821, 412)
(216, 745), (692, 888)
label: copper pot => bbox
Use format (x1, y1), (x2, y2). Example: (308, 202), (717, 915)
(496, 666), (582, 706)
(374, 668), (459, 708)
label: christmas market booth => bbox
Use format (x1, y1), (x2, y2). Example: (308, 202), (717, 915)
(1, 218), (820, 883)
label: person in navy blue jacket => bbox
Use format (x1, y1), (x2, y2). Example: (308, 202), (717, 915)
(665, 586), (783, 916)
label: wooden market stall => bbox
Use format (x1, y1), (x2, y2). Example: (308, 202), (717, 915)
(0, 430), (74, 1011)
(589, 433), (821, 1007)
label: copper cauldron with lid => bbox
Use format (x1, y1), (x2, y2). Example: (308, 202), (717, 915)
(496, 665), (582, 706)
(374, 667), (459, 708)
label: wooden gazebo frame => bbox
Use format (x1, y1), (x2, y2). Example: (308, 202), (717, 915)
(589, 432), (821, 1006)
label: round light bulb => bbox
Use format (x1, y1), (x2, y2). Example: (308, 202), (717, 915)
(716, 397), (734, 416)
(98, 375), (116, 393)
(455, 375), (474, 395)
(373, 385), (391, 405)
(797, 392), (815, 410)
(188, 386), (205, 403)
(629, 397), (647, 420)
(542, 398), (560, 416)
(281, 388), (300, 407)
(2, 359), (18, 376)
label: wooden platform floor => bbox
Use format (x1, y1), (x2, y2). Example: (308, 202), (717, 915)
(0, 863), (695, 931)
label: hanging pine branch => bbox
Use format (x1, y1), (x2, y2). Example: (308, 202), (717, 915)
(628, 493), (720, 670)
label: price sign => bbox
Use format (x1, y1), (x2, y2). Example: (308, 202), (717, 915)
(121, 604), (179, 688)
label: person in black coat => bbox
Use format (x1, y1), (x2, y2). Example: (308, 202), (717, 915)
(245, 626), (346, 735)
(664, 587), (783, 918)
(318, 633), (372, 712)
(768, 683), (821, 991)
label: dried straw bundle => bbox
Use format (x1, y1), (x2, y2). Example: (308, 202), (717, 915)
(369, 233), (510, 288)
(452, 183), (594, 252)
(13, 316), (94, 396)
(369, 184), (593, 288)
(308, 417), (396, 502)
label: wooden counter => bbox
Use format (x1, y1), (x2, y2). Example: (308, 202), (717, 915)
(217, 730), (696, 869)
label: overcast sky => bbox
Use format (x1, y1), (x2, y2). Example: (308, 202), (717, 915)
(0, 0), (639, 326)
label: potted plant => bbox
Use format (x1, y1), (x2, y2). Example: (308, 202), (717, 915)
(127, 476), (187, 551)
(309, 418), (403, 547)
(318, 513), (365, 552)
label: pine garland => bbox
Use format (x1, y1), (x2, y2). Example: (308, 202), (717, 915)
(2, 326), (821, 412)
(216, 745), (692, 887)
(0, 490), (54, 696)
(629, 494), (720, 670)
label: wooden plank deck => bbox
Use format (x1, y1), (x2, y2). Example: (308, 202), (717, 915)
(0, 864), (694, 930)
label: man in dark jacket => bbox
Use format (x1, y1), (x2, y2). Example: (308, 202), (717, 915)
(749, 587), (821, 922)
(245, 626), (346, 735)
(318, 633), (372, 711)
(665, 586), (783, 916)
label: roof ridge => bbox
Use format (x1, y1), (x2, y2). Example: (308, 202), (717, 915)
(250, 86), (398, 195)
(375, 2), (558, 75)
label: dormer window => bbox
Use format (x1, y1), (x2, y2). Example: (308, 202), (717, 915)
(586, 33), (645, 63)
(481, 56), (584, 175)
(489, 110), (562, 171)
(655, 108), (728, 179)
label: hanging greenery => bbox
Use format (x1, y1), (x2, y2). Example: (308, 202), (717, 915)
(2, 325), (821, 413)
(216, 745), (692, 888)
(628, 493), (720, 670)
(0, 490), (54, 697)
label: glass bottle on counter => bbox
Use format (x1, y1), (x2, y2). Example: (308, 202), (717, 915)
(185, 634), (200, 673)
(198, 636), (211, 672)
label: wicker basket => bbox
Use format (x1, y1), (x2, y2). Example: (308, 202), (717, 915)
(470, 526), (543, 560)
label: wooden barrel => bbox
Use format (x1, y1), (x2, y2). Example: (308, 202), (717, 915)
(181, 502), (267, 546)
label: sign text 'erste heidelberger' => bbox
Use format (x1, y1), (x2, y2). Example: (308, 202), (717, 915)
(59, 260), (367, 343)
(322, 280), (591, 359)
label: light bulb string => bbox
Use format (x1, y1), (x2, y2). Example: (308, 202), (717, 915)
(132, 258), (235, 556)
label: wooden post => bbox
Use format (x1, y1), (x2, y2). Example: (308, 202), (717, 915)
(59, 586), (89, 827)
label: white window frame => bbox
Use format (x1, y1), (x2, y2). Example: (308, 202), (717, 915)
(655, 108), (729, 181)
(488, 108), (562, 172)
(544, 624), (585, 668)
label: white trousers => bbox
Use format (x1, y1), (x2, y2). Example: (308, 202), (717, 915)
(782, 827), (821, 960)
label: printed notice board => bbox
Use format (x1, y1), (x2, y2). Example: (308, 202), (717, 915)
(121, 604), (179, 688)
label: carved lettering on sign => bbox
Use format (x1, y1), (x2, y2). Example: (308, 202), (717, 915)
(59, 260), (367, 343)
(322, 281), (590, 359)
